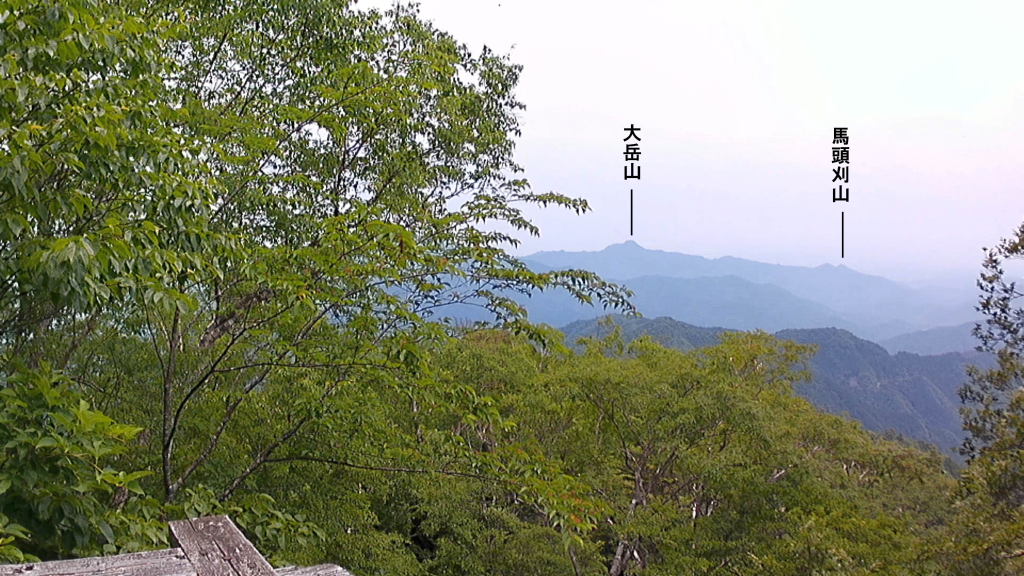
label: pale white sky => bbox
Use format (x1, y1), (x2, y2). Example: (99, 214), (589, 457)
(359, 0), (1024, 284)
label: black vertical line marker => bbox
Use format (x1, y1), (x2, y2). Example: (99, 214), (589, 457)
(841, 211), (844, 258)
(630, 190), (633, 236)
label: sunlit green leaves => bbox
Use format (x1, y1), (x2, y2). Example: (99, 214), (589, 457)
(0, 0), (223, 345)
(5, 0), (630, 570)
(0, 364), (161, 559)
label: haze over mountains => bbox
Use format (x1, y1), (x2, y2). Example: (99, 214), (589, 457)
(878, 322), (979, 355)
(443, 242), (992, 460)
(518, 241), (979, 343)
(439, 242), (988, 457)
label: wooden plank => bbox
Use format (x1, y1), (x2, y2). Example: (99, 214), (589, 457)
(275, 567), (353, 576)
(170, 516), (275, 576)
(0, 548), (195, 576)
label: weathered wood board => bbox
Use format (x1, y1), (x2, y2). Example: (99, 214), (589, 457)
(0, 548), (195, 576)
(0, 515), (352, 576)
(170, 516), (275, 576)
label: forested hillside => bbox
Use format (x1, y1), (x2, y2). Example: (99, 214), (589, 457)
(563, 316), (991, 460)
(562, 315), (736, 352)
(779, 329), (991, 459)
(1, 1), (1022, 574)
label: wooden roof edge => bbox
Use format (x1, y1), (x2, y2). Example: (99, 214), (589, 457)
(275, 566), (354, 576)
(0, 515), (352, 576)
(0, 547), (192, 576)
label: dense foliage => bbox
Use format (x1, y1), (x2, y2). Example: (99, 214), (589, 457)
(0, 0), (1019, 574)
(1, 0), (630, 562)
(565, 315), (988, 464)
(948, 224), (1024, 574)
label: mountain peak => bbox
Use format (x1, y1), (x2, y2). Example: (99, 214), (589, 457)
(612, 240), (644, 250)
(521, 242), (976, 337)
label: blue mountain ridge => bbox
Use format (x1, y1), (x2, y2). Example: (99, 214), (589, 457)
(521, 241), (978, 339)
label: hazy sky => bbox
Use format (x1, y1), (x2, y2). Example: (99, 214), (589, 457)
(360, 0), (1024, 284)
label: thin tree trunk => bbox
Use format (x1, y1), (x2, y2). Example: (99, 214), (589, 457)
(609, 470), (646, 576)
(162, 308), (181, 501)
(570, 543), (583, 576)
(609, 537), (632, 576)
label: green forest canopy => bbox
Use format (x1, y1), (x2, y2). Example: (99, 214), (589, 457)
(1, 0), (1022, 574)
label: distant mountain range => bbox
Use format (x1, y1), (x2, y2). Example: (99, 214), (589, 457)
(515, 274), (859, 334)
(448, 242), (992, 460)
(878, 321), (980, 355)
(519, 241), (978, 341)
(562, 315), (992, 461)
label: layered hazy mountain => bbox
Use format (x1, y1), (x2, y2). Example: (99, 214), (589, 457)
(563, 315), (991, 460)
(509, 274), (858, 333)
(445, 243), (990, 459)
(517, 241), (978, 341)
(878, 321), (979, 355)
